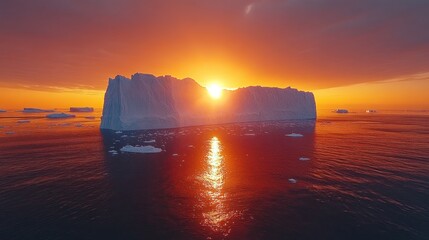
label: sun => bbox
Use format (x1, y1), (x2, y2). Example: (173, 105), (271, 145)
(207, 84), (223, 99)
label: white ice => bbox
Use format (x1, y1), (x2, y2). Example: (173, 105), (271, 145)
(120, 145), (162, 153)
(299, 157), (310, 161)
(288, 178), (297, 183)
(143, 139), (156, 143)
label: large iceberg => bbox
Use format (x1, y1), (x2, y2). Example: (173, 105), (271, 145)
(101, 73), (316, 130)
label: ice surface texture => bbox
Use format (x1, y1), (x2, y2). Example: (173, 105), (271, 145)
(101, 73), (316, 130)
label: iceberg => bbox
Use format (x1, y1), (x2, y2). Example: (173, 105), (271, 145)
(0, 109), (6, 112)
(120, 145), (162, 153)
(286, 133), (304, 137)
(101, 73), (316, 130)
(17, 120), (31, 123)
(70, 107), (94, 112)
(46, 113), (76, 119)
(288, 178), (297, 184)
(23, 108), (55, 113)
(333, 109), (349, 113)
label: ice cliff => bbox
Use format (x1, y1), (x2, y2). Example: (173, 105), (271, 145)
(101, 73), (316, 130)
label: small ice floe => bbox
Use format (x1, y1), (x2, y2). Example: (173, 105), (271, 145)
(143, 139), (156, 143)
(288, 178), (297, 184)
(75, 123), (83, 127)
(120, 135), (128, 138)
(0, 109), (6, 112)
(188, 145), (195, 148)
(333, 109), (349, 114)
(115, 131), (123, 134)
(172, 153), (179, 157)
(244, 133), (256, 136)
(58, 123), (72, 126)
(23, 108), (54, 113)
(70, 107), (94, 112)
(108, 150), (118, 155)
(366, 109), (377, 113)
(46, 113), (75, 119)
(299, 157), (310, 161)
(17, 120), (30, 123)
(5, 131), (15, 135)
(286, 133), (303, 137)
(120, 145), (162, 153)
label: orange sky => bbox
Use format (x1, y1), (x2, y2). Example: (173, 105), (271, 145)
(0, 0), (428, 110)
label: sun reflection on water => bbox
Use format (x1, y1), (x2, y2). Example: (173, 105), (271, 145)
(200, 136), (236, 235)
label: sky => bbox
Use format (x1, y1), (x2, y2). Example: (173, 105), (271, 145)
(0, 0), (428, 109)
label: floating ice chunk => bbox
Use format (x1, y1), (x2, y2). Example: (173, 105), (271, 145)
(286, 133), (303, 137)
(23, 108), (54, 113)
(333, 109), (348, 113)
(75, 123), (83, 127)
(299, 157), (310, 161)
(108, 149), (118, 154)
(188, 145), (195, 148)
(172, 153), (179, 156)
(46, 113), (75, 118)
(70, 107), (94, 112)
(143, 139), (156, 143)
(244, 133), (256, 136)
(17, 120), (30, 123)
(120, 135), (128, 138)
(0, 109), (6, 112)
(288, 178), (297, 183)
(366, 109), (376, 113)
(115, 131), (123, 134)
(5, 131), (15, 135)
(120, 145), (162, 153)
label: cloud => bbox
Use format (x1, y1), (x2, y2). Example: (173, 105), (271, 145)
(0, 0), (428, 90)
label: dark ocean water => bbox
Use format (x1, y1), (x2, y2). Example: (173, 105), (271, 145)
(0, 110), (428, 240)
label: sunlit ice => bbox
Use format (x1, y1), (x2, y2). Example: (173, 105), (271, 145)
(206, 84), (223, 99)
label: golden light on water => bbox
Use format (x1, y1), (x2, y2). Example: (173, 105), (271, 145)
(201, 136), (235, 235)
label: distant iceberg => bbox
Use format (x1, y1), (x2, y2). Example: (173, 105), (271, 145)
(70, 107), (94, 112)
(333, 109), (349, 113)
(120, 145), (162, 153)
(286, 133), (304, 137)
(101, 73), (316, 130)
(23, 108), (55, 113)
(0, 109), (6, 113)
(17, 120), (31, 123)
(46, 113), (75, 119)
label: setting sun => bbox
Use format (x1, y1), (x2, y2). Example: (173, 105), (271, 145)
(207, 84), (223, 99)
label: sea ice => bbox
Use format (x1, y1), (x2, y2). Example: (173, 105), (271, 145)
(120, 145), (162, 153)
(0, 109), (6, 112)
(5, 131), (15, 135)
(286, 133), (303, 137)
(17, 120), (30, 123)
(244, 133), (256, 136)
(46, 113), (75, 118)
(333, 109), (349, 113)
(70, 107), (94, 112)
(23, 108), (54, 113)
(143, 139), (156, 143)
(288, 178), (297, 183)
(299, 157), (310, 161)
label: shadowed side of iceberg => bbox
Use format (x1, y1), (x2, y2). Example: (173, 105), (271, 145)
(100, 73), (316, 130)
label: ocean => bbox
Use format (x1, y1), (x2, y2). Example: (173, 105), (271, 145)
(0, 109), (428, 240)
